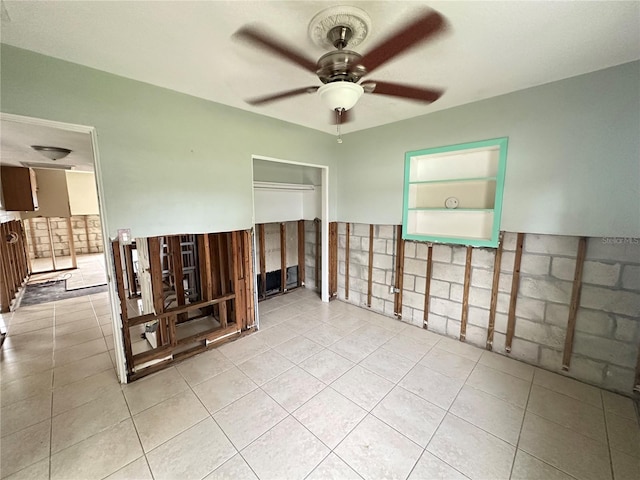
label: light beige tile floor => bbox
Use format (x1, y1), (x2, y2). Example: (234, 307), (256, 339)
(1, 287), (639, 480)
(29, 253), (107, 289)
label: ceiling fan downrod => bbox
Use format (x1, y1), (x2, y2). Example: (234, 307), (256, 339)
(327, 25), (353, 50)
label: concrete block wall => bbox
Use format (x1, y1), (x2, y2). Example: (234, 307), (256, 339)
(336, 223), (640, 394)
(258, 222), (299, 274)
(23, 215), (103, 259)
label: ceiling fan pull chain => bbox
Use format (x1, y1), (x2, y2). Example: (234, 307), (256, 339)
(336, 108), (343, 144)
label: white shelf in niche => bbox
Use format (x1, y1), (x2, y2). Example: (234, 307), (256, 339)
(403, 138), (508, 248)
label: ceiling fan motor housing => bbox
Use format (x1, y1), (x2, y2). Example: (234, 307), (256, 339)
(316, 50), (366, 83)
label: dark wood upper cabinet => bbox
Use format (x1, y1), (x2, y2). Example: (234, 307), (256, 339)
(1, 166), (39, 211)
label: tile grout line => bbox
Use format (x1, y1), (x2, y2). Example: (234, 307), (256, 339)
(602, 389), (617, 480)
(506, 362), (535, 480)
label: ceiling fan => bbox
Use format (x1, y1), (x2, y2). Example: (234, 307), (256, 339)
(234, 6), (448, 141)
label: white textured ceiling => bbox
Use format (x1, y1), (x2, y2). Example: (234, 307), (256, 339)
(1, 1), (639, 135)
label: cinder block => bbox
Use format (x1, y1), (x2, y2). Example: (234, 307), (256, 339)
(338, 235), (346, 249)
(452, 246), (467, 265)
(573, 333), (637, 368)
(508, 337), (540, 364)
(544, 303), (568, 328)
(401, 305), (413, 320)
(371, 297), (386, 314)
(613, 316), (639, 342)
(586, 238), (640, 263)
(352, 223), (369, 237)
(432, 262), (465, 284)
(520, 254), (551, 276)
(360, 238), (370, 251)
(580, 285), (640, 317)
(515, 318), (565, 349)
(471, 249), (495, 269)
(471, 268), (493, 289)
(429, 279), (450, 299)
(494, 313), (508, 334)
(468, 307), (489, 328)
(450, 283), (463, 302)
(415, 242), (428, 260)
(383, 300), (395, 316)
(603, 365), (636, 394)
(539, 348), (606, 385)
(373, 239), (386, 254)
(621, 265), (640, 291)
(415, 276), (426, 295)
(465, 324), (488, 349)
(446, 320), (461, 339)
(514, 297), (546, 321)
(404, 290), (427, 310)
(491, 332), (507, 354)
(519, 277), (572, 304)
(430, 297), (461, 321)
(372, 268), (386, 285)
(404, 242), (416, 259)
(426, 313), (447, 335)
(525, 234), (579, 256)
(502, 232), (518, 251)
(582, 261), (621, 287)
(468, 287), (492, 309)
(404, 258), (426, 276)
(403, 274), (415, 292)
(432, 245), (452, 263)
(500, 251), (515, 273)
(372, 283), (393, 301)
(377, 225), (395, 239)
(574, 308), (615, 337)
(498, 273), (513, 293)
(550, 257), (575, 281)
(373, 254), (393, 270)
(495, 293), (511, 314)
(338, 223), (346, 235)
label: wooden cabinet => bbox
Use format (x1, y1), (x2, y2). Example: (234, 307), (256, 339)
(402, 138), (508, 247)
(1, 166), (39, 211)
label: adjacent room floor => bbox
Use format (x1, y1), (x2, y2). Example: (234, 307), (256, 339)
(1, 288), (638, 480)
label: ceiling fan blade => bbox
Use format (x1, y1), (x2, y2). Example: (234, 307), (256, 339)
(234, 26), (318, 73)
(330, 108), (353, 125)
(358, 10), (446, 74)
(362, 81), (443, 103)
(246, 86), (319, 106)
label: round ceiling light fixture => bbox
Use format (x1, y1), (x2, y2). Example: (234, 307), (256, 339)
(30, 145), (72, 161)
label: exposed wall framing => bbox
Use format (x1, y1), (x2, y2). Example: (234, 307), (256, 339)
(112, 229), (255, 382)
(329, 222), (338, 299)
(394, 225), (405, 317)
(0, 220), (30, 312)
(336, 223), (640, 394)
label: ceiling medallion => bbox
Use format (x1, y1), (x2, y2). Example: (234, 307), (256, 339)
(308, 5), (372, 49)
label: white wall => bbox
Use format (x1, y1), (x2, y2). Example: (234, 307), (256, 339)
(66, 171), (99, 215)
(337, 61), (640, 237)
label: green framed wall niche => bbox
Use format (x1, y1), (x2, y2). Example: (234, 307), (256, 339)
(402, 137), (508, 248)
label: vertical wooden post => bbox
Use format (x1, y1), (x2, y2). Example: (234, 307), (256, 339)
(169, 236), (187, 323)
(367, 224), (374, 307)
(258, 224), (266, 298)
(280, 222), (287, 292)
(66, 217), (77, 269)
(460, 246), (473, 342)
(244, 230), (256, 329)
(111, 239), (134, 376)
(329, 222), (338, 298)
(217, 233), (229, 327)
(634, 348), (640, 394)
(231, 231), (245, 329)
(423, 244), (433, 329)
(27, 218), (37, 260)
(148, 237), (166, 345)
(562, 237), (588, 370)
(486, 233), (504, 350)
(394, 225), (405, 318)
(198, 234), (213, 302)
(297, 220), (305, 287)
(84, 215), (91, 253)
(314, 219), (320, 290)
(0, 224), (11, 312)
(506, 233), (525, 353)
(345, 223), (350, 300)
(123, 244), (137, 297)
(46, 217), (57, 270)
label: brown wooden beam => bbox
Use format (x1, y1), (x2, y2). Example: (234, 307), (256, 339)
(367, 224), (374, 307)
(345, 223), (350, 300)
(297, 220), (305, 287)
(27, 218), (37, 259)
(83, 215), (91, 253)
(46, 217), (57, 271)
(127, 293), (236, 327)
(258, 224), (266, 298)
(231, 231), (244, 329)
(423, 244), (433, 329)
(460, 246), (473, 342)
(506, 233), (525, 353)
(243, 230), (256, 329)
(147, 236), (166, 345)
(486, 233), (504, 350)
(280, 223), (287, 292)
(111, 240), (135, 376)
(314, 218), (320, 290)
(217, 233), (229, 327)
(329, 222), (338, 299)
(635, 347), (640, 394)
(169, 236), (187, 323)
(562, 237), (588, 370)
(394, 225), (405, 317)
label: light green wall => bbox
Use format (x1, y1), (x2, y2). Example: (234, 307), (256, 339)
(0, 45), (338, 238)
(338, 61), (640, 237)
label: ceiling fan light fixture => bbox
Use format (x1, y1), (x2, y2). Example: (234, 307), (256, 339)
(318, 82), (364, 111)
(30, 145), (72, 161)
